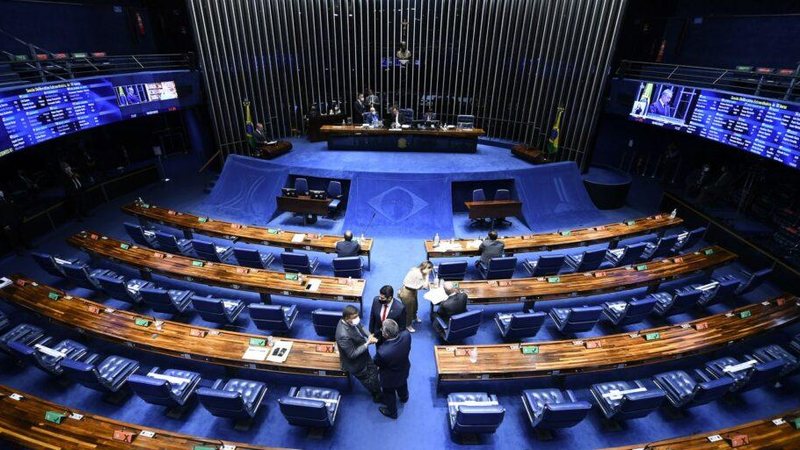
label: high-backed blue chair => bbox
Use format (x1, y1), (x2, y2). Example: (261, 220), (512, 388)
(792, 333), (800, 354)
(0, 312), (7, 332)
(652, 370), (733, 408)
(327, 181), (343, 216)
(590, 380), (666, 421)
(128, 368), (202, 417)
(523, 254), (565, 277)
(311, 309), (341, 337)
(604, 242), (648, 267)
(673, 227), (706, 252)
(191, 239), (233, 263)
(278, 386), (342, 428)
(493, 189), (512, 225)
(250, 304), (298, 334)
(641, 235), (679, 260)
(447, 392), (505, 437)
(435, 261), (468, 281)
(8, 338), (90, 376)
(332, 257), (363, 278)
(0, 323), (45, 355)
(719, 268), (772, 295)
(652, 287), (702, 317)
(124, 222), (157, 247)
(294, 178), (309, 196)
(62, 263), (115, 290)
(197, 378), (268, 430)
(521, 388), (592, 431)
(564, 248), (606, 273)
(154, 231), (192, 255)
(494, 312), (546, 340)
(435, 310), (482, 343)
(702, 356), (784, 392)
(693, 278), (740, 307)
(549, 306), (603, 334)
(233, 247), (274, 269)
(470, 189), (488, 226)
(281, 252), (319, 274)
(751, 345), (799, 377)
(139, 287), (194, 315)
(60, 355), (139, 400)
(32, 252), (79, 278)
(478, 256), (517, 279)
(96, 274), (153, 304)
(191, 295), (245, 325)
(602, 296), (658, 326)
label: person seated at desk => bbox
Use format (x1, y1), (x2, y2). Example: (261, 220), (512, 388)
(369, 285), (407, 343)
(253, 123), (268, 144)
(476, 230), (504, 269)
(336, 230), (361, 257)
(432, 282), (468, 329)
(364, 107), (381, 128)
(423, 107), (436, 122)
(387, 105), (403, 129)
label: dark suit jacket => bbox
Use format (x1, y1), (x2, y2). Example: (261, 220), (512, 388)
(435, 292), (468, 324)
(353, 100), (365, 123)
(62, 174), (84, 196)
(335, 319), (373, 374)
(335, 240), (361, 257)
(369, 298), (407, 336)
(253, 129), (268, 144)
(374, 331), (411, 388)
(648, 100), (672, 116)
(478, 239), (505, 266)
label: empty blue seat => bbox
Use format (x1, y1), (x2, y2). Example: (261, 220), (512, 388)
(494, 311), (546, 339)
(672, 227), (706, 252)
(191, 295), (245, 325)
(652, 286), (702, 316)
(278, 386), (342, 428)
(32, 252), (78, 278)
(62, 264), (115, 290)
(332, 257), (363, 278)
(652, 370), (734, 408)
(435, 310), (483, 343)
(447, 392), (505, 436)
(564, 248), (606, 272)
(128, 368), (202, 416)
(154, 231), (192, 255)
(191, 239), (233, 263)
(0, 312), (7, 332)
(521, 388), (592, 430)
(751, 345), (799, 377)
(281, 252), (320, 274)
(233, 247), (275, 269)
(9, 338), (91, 376)
(96, 274), (153, 304)
(602, 296), (657, 326)
(140, 287), (194, 314)
(250, 304), (298, 334)
(477, 256), (517, 279)
(197, 378), (268, 429)
(549, 306), (603, 334)
(61, 354), (139, 397)
(311, 309), (341, 337)
(470, 189), (488, 226)
(590, 380), (665, 421)
(721, 268), (772, 295)
(523, 254), (565, 277)
(604, 242), (648, 267)
(124, 222), (157, 247)
(493, 189), (512, 225)
(692, 277), (740, 307)
(327, 181), (343, 215)
(294, 178), (309, 196)
(435, 261), (468, 281)
(0, 323), (45, 354)
(641, 235), (679, 260)
(702, 356), (784, 392)
(790, 333), (800, 354)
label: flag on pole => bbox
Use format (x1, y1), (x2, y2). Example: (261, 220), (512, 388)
(546, 107), (565, 155)
(243, 100), (256, 149)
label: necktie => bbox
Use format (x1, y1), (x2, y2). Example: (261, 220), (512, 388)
(381, 304), (389, 321)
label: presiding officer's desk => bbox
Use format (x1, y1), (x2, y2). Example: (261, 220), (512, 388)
(67, 231), (366, 307)
(320, 124), (485, 153)
(465, 200), (522, 222)
(425, 213), (683, 259)
(276, 195), (332, 220)
(0, 384), (289, 449)
(435, 294), (800, 383)
(0, 276), (346, 378)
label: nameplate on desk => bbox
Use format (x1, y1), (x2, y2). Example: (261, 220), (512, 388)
(672, 257), (684, 263)
(90, 233), (99, 240)
(776, 297), (788, 306)
(167, 210), (176, 215)
(153, 252), (166, 258)
(190, 329), (206, 338)
(14, 279), (28, 287)
(134, 318), (150, 327)
(198, 217), (208, 223)
(285, 273), (299, 281)
(44, 411), (66, 424)
(635, 264), (648, 271)
(694, 322), (709, 330)
(87, 305), (101, 314)
(593, 271), (607, 278)
(267, 228), (279, 234)
(704, 248), (715, 255)
(728, 434), (750, 447)
(625, 220), (636, 226)
(192, 446), (217, 450)
(68, 412), (83, 420)
(546, 276), (560, 283)
(585, 341), (602, 349)
(739, 310), (752, 319)
(792, 417), (800, 429)
(191, 260), (204, 267)
(120, 243), (130, 250)
(521, 345), (539, 355)
(47, 292), (61, 301)
(316, 344), (335, 353)
(230, 223), (242, 229)
(454, 348), (469, 356)
(249, 338), (267, 347)
(235, 267), (249, 274)
(559, 230), (572, 236)
(706, 434), (723, 443)
(594, 226), (606, 231)
(138, 430), (156, 438)
(644, 332), (660, 341)
(112, 430), (136, 443)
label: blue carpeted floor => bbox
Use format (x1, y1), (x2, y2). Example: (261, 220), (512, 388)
(0, 145), (798, 450)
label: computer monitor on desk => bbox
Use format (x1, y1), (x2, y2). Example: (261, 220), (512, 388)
(413, 119), (439, 129)
(309, 190), (326, 200)
(282, 187), (297, 197)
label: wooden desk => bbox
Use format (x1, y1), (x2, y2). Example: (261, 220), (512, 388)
(67, 231), (366, 307)
(604, 409), (800, 450)
(276, 195), (331, 217)
(308, 112), (347, 141)
(0, 384), (291, 449)
(435, 294), (800, 383)
(122, 202), (374, 268)
(321, 124), (485, 153)
(256, 140), (292, 159)
(442, 246), (735, 305)
(424, 213), (683, 259)
(0, 276), (346, 378)
(465, 200), (522, 220)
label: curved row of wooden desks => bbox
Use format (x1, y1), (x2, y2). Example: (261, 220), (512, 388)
(604, 409), (800, 450)
(0, 384), (285, 450)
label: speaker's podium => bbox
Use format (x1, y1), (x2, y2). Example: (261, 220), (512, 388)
(256, 140), (292, 159)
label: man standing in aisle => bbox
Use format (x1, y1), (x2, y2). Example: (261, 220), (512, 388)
(335, 306), (383, 403)
(374, 319), (411, 419)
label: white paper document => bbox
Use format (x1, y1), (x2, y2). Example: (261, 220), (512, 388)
(242, 346), (270, 361)
(266, 340), (293, 363)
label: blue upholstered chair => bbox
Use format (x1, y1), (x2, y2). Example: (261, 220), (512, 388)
(61, 263), (115, 290)
(521, 388), (592, 431)
(478, 256), (517, 280)
(327, 181), (343, 216)
(32, 252), (79, 278)
(278, 386), (342, 428)
(332, 257), (362, 278)
(281, 252), (319, 274)
(435, 261), (468, 281)
(233, 247), (275, 269)
(790, 333), (800, 354)
(604, 242), (648, 267)
(311, 309), (341, 337)
(564, 248), (606, 273)
(702, 356), (784, 392)
(641, 235), (679, 260)
(139, 287), (194, 315)
(8, 338), (90, 376)
(602, 296), (657, 326)
(470, 189), (488, 226)
(294, 178), (309, 196)
(191, 239), (233, 263)
(494, 311), (546, 340)
(493, 189), (513, 225)
(197, 378), (268, 430)
(0, 323), (45, 354)
(716, 268), (772, 295)
(446, 392), (505, 436)
(590, 380), (666, 421)
(692, 277), (740, 307)
(128, 368), (202, 417)
(523, 254), (565, 277)
(651, 286), (702, 317)
(0, 312), (7, 333)
(154, 231), (192, 255)
(435, 310), (482, 343)
(652, 370), (733, 408)
(672, 227), (706, 252)
(549, 306), (603, 334)
(96, 274), (153, 304)
(750, 345), (799, 377)
(191, 295), (245, 325)
(249, 304), (298, 334)
(124, 222), (157, 247)
(60, 354), (139, 400)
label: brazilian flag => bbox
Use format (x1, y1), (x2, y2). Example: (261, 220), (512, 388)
(546, 107), (565, 154)
(243, 100), (256, 149)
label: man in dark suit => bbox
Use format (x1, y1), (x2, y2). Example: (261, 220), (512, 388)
(61, 164), (89, 219)
(374, 319), (411, 419)
(432, 281), (468, 329)
(369, 285), (407, 341)
(477, 230), (505, 268)
(335, 306), (382, 402)
(335, 230), (361, 257)
(353, 93), (366, 124)
(648, 88), (673, 117)
(253, 123), (268, 144)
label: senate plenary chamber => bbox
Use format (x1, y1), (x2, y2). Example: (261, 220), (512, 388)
(0, 0), (799, 449)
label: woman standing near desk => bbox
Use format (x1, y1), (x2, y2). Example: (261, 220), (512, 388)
(398, 260), (433, 332)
